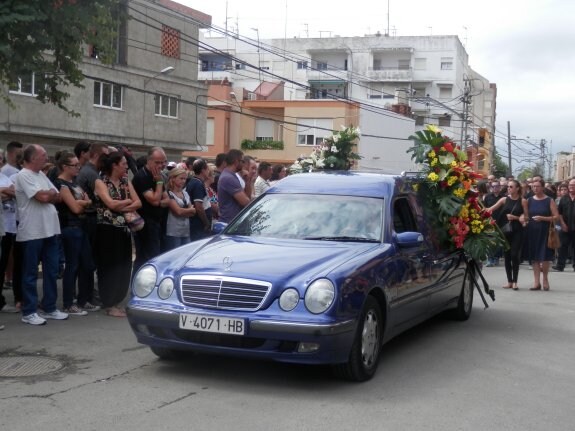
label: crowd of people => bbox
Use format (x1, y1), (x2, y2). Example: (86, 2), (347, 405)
(482, 174), (575, 291)
(1, 139), (573, 329)
(0, 141), (288, 328)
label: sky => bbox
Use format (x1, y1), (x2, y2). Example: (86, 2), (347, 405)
(178, 0), (575, 165)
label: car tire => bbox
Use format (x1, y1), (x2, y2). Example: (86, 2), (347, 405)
(332, 296), (383, 382)
(451, 271), (474, 321)
(150, 346), (187, 360)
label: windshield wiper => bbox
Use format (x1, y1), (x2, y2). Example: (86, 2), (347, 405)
(304, 236), (379, 242)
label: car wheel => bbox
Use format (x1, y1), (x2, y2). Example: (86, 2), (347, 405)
(332, 296), (383, 382)
(451, 271), (474, 321)
(150, 346), (187, 360)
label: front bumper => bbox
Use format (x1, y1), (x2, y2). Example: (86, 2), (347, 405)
(127, 304), (357, 364)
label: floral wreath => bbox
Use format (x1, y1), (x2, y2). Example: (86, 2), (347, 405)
(407, 125), (506, 262)
(290, 126), (361, 173)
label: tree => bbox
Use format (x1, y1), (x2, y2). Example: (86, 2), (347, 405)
(0, 0), (124, 115)
(490, 151), (509, 178)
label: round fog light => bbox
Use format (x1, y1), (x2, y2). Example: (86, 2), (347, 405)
(279, 288), (299, 311)
(158, 278), (174, 299)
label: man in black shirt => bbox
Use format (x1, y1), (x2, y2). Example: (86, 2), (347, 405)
(132, 147), (169, 273)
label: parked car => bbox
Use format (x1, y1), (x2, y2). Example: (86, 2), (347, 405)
(127, 172), (474, 381)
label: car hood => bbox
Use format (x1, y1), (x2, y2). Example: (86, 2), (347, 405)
(165, 235), (381, 284)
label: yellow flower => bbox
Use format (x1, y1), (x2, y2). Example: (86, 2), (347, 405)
(453, 187), (467, 198)
(451, 161), (458, 167)
(427, 125), (442, 134)
(428, 150), (436, 158)
(428, 172), (439, 182)
(447, 176), (458, 186)
(412, 184), (419, 191)
(430, 158), (438, 167)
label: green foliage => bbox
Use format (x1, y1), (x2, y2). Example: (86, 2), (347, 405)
(0, 0), (125, 115)
(241, 139), (284, 150)
(491, 152), (509, 177)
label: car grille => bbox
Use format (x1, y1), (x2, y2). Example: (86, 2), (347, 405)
(180, 276), (272, 311)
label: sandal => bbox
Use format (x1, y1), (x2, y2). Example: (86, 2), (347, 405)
(543, 284), (550, 291)
(104, 307), (127, 318)
(530, 284), (542, 291)
(502, 284), (512, 289)
(512, 283), (519, 290)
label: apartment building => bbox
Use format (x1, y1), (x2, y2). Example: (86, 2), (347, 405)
(0, 0), (211, 161)
(196, 32), (496, 173)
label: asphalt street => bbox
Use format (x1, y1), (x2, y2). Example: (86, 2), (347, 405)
(1, 263), (574, 431)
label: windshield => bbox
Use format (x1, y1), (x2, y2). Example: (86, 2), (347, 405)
(226, 194), (384, 241)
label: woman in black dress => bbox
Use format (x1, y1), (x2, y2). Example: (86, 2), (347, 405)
(488, 180), (528, 290)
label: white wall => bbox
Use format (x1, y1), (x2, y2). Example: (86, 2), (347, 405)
(358, 108), (418, 173)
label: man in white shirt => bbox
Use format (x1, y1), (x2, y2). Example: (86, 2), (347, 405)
(14, 144), (68, 325)
(254, 162), (272, 198)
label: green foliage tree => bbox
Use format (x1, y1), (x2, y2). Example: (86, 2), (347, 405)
(0, 0), (124, 114)
(490, 151), (509, 178)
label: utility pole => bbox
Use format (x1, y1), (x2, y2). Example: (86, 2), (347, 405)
(507, 121), (512, 176)
(540, 138), (547, 180)
(460, 78), (472, 150)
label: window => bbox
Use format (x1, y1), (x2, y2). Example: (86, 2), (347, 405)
(438, 85), (452, 98)
(206, 118), (214, 146)
(316, 62), (328, 70)
(161, 25), (180, 59)
(413, 86), (427, 97)
(438, 115), (451, 127)
(9, 73), (44, 96)
(440, 57), (453, 70)
(235, 62), (246, 70)
(154, 94), (179, 118)
(93, 81), (123, 109)
(297, 61), (308, 69)
(255, 119), (274, 141)
(414, 58), (427, 70)
(296, 118), (333, 146)
(393, 197), (417, 233)
(415, 115), (425, 126)
(398, 59), (410, 70)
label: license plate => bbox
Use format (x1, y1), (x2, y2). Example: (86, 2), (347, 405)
(179, 313), (245, 335)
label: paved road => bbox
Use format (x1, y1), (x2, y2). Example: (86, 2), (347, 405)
(1, 264), (574, 431)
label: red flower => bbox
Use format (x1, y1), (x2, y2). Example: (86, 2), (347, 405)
(443, 142), (454, 152)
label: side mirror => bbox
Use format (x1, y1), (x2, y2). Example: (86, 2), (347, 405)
(212, 221), (228, 235)
(396, 231), (423, 247)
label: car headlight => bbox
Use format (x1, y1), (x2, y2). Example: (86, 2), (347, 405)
(304, 279), (335, 314)
(133, 265), (157, 298)
(279, 288), (299, 311)
(157, 277), (174, 300)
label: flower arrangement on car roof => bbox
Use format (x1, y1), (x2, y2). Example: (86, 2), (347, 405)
(289, 125), (362, 173)
(407, 125), (506, 262)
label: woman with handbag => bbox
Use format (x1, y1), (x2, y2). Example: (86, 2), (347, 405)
(487, 180), (528, 290)
(94, 152), (141, 317)
(525, 179), (560, 291)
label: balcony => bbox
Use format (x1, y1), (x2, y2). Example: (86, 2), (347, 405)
(366, 67), (412, 82)
(307, 67), (350, 82)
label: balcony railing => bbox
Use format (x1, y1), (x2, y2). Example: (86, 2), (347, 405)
(366, 67), (412, 81)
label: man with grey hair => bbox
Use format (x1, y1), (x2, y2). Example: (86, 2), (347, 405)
(14, 144), (68, 325)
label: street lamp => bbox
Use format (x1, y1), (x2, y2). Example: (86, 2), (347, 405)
(142, 66), (176, 145)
